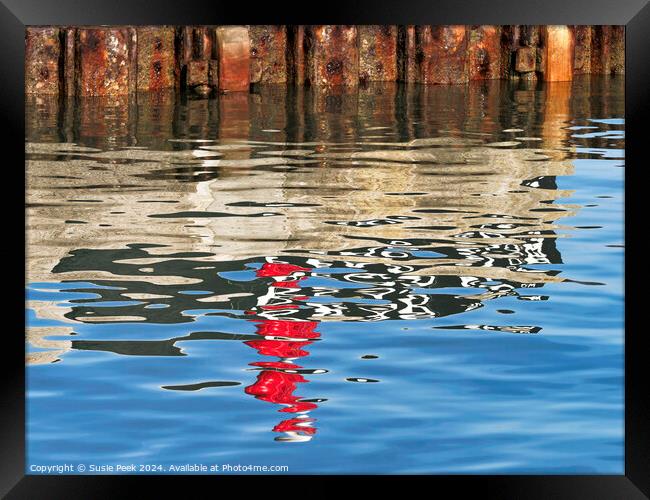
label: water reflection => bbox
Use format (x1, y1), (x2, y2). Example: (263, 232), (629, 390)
(26, 76), (624, 463)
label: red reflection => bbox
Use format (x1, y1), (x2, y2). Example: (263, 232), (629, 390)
(243, 260), (323, 442)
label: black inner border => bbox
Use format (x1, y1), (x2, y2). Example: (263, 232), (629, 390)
(2, 0), (647, 497)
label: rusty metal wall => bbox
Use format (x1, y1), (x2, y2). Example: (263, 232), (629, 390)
(25, 24), (625, 96)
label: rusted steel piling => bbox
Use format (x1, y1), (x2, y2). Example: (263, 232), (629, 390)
(591, 26), (612, 75)
(304, 25), (359, 87)
(358, 25), (398, 83)
(573, 26), (593, 75)
(216, 26), (250, 92)
(468, 25), (502, 80)
(287, 25), (306, 85)
(610, 26), (625, 75)
(417, 26), (470, 85)
(76, 28), (135, 96)
(513, 25), (541, 81)
(249, 25), (287, 85)
(397, 25), (417, 83)
(25, 27), (62, 95)
(180, 26), (217, 94)
(63, 28), (76, 96)
(25, 24), (625, 97)
(136, 26), (177, 92)
(542, 25), (574, 82)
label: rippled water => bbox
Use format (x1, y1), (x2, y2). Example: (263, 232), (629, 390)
(26, 77), (624, 474)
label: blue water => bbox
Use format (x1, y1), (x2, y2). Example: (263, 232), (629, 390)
(25, 77), (624, 474)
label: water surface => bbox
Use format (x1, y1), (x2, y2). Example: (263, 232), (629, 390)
(26, 77), (624, 474)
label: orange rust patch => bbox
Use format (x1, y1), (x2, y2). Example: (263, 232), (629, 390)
(469, 25), (502, 80)
(542, 25), (574, 82)
(417, 25), (469, 85)
(216, 26), (250, 92)
(249, 26), (287, 84)
(137, 26), (176, 92)
(25, 27), (61, 94)
(359, 25), (398, 83)
(77, 28), (132, 96)
(306, 26), (359, 87)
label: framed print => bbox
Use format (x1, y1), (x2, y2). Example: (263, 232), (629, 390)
(2, 0), (648, 497)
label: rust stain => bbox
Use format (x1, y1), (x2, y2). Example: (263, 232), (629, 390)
(417, 25), (469, 85)
(573, 26), (592, 75)
(399, 25), (417, 83)
(63, 28), (76, 96)
(77, 28), (131, 96)
(589, 25), (625, 77)
(469, 25), (501, 80)
(216, 26), (250, 92)
(287, 25), (306, 85)
(610, 26), (624, 75)
(25, 27), (61, 94)
(187, 60), (209, 86)
(359, 25), (398, 83)
(515, 46), (536, 74)
(180, 27), (194, 67)
(190, 26), (213, 61)
(519, 25), (540, 47)
(542, 25), (574, 82)
(137, 26), (176, 92)
(306, 25), (359, 87)
(249, 26), (287, 84)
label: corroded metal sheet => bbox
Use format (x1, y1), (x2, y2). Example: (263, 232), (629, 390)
(287, 25), (306, 85)
(180, 26), (194, 67)
(519, 25), (540, 47)
(358, 25), (398, 83)
(136, 26), (177, 91)
(249, 25), (288, 84)
(63, 28), (76, 96)
(216, 27), (251, 92)
(397, 25), (417, 83)
(180, 26), (214, 62)
(25, 27), (61, 95)
(591, 26), (625, 75)
(417, 26), (469, 85)
(77, 28), (133, 96)
(499, 25), (519, 78)
(195, 27), (214, 60)
(468, 25), (501, 80)
(515, 46), (536, 74)
(542, 25), (574, 82)
(25, 24), (624, 96)
(305, 26), (359, 87)
(186, 60), (209, 87)
(208, 59), (219, 88)
(573, 26), (592, 75)
(591, 25), (612, 75)
(610, 26), (624, 75)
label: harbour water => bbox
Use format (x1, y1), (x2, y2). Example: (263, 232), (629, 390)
(26, 76), (624, 474)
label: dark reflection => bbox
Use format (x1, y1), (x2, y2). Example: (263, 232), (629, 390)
(27, 75), (624, 442)
(26, 77), (624, 151)
(72, 331), (260, 356)
(51, 249), (558, 324)
(163, 381), (241, 391)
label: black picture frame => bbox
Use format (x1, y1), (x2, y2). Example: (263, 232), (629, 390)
(3, 0), (647, 497)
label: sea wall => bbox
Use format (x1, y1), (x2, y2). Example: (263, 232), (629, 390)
(25, 25), (624, 96)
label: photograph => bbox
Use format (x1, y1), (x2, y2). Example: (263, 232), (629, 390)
(20, 19), (631, 480)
